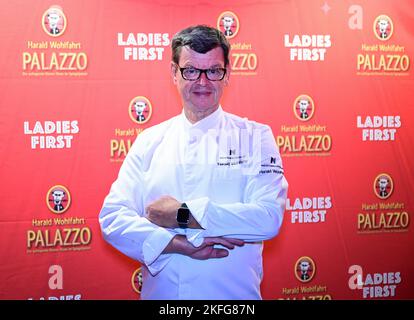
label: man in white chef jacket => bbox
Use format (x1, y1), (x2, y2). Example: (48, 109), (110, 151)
(99, 25), (288, 300)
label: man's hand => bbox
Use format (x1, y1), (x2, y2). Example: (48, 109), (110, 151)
(189, 237), (245, 259)
(146, 195), (202, 229)
(163, 235), (244, 260)
(146, 195), (181, 228)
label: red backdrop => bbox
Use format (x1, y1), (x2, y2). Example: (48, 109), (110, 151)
(0, 0), (413, 300)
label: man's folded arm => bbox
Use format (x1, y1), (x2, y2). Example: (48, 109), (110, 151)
(185, 127), (288, 244)
(99, 140), (176, 276)
(186, 172), (288, 243)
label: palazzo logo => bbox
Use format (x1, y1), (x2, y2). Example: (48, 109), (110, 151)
(358, 173), (409, 234)
(27, 184), (92, 254)
(276, 94), (332, 157)
(132, 267), (143, 294)
(22, 5), (88, 77)
(217, 11), (239, 39)
(294, 256), (316, 283)
(293, 94), (315, 121)
(373, 15), (393, 41)
(217, 11), (258, 77)
(356, 14), (409, 76)
(129, 96), (153, 124)
(373, 173), (393, 200)
(46, 185), (71, 214)
(280, 256), (330, 300)
(42, 6), (67, 37)
(109, 96), (151, 162)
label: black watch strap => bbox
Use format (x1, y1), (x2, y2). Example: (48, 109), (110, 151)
(177, 203), (190, 228)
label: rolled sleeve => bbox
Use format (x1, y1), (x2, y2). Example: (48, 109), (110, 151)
(185, 196), (209, 229)
(185, 197), (210, 247)
(142, 228), (176, 275)
(185, 229), (204, 247)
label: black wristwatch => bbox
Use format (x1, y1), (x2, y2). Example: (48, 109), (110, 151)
(176, 203), (190, 228)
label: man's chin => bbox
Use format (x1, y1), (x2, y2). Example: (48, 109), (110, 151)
(190, 98), (216, 108)
(190, 102), (217, 112)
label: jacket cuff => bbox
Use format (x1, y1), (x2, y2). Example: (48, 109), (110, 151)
(185, 197), (209, 230)
(184, 197), (210, 247)
(142, 228), (176, 276)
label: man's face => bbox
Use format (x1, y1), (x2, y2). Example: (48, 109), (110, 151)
(300, 261), (310, 273)
(52, 190), (65, 204)
(222, 17), (234, 30)
(378, 19), (389, 33)
(379, 178), (388, 191)
(48, 12), (60, 28)
(134, 101), (146, 115)
(299, 100), (309, 113)
(171, 46), (229, 114)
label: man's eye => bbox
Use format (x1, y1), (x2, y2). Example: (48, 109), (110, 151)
(208, 69), (219, 74)
(186, 69), (197, 74)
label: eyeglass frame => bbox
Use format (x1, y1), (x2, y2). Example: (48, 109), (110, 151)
(175, 64), (227, 81)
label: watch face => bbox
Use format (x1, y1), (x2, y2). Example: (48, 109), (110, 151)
(177, 208), (190, 223)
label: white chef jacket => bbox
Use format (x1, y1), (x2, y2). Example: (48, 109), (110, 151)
(99, 106), (288, 300)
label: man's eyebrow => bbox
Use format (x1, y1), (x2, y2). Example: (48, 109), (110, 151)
(181, 63), (195, 68)
(207, 63), (224, 68)
(181, 63), (224, 69)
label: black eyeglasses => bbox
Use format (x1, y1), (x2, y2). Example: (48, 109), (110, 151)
(177, 65), (227, 81)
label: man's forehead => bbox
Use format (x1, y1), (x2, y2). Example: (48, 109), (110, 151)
(179, 46), (225, 67)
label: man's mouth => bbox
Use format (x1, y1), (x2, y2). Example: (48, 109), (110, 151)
(193, 91), (212, 96)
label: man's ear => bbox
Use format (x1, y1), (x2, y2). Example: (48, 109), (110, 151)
(171, 62), (178, 84)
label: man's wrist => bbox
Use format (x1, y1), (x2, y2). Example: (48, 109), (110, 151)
(163, 235), (187, 254)
(176, 203), (191, 228)
(177, 202), (203, 229)
(188, 214), (201, 229)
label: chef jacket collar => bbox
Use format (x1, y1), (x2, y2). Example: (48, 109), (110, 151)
(181, 105), (224, 133)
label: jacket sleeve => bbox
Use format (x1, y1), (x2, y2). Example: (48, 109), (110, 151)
(99, 135), (176, 276)
(185, 125), (288, 246)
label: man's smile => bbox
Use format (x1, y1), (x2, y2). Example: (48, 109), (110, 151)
(192, 90), (213, 96)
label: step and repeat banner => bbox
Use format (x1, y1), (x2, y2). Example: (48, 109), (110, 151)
(0, 0), (413, 300)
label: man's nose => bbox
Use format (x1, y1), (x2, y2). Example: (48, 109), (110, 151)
(197, 71), (209, 85)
